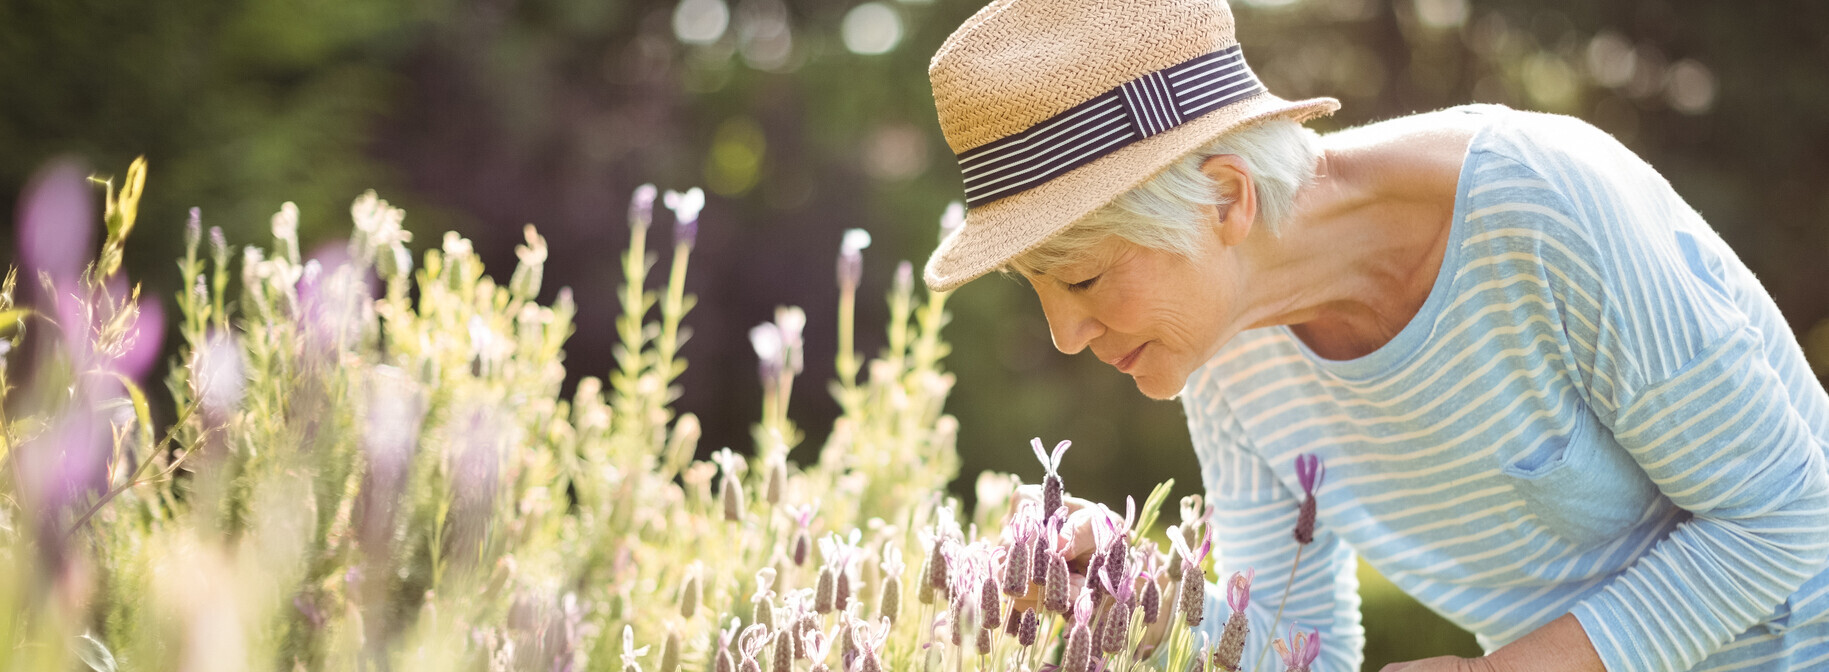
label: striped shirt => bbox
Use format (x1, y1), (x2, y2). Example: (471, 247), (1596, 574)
(1180, 105), (1829, 672)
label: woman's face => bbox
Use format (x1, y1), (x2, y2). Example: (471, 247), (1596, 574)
(1026, 230), (1242, 400)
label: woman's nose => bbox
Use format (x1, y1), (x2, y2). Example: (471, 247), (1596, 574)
(1040, 292), (1103, 355)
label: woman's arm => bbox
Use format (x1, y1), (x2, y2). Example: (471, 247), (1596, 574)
(1382, 614), (1602, 672)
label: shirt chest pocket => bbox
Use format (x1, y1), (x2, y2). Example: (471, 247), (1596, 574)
(1500, 409), (1664, 551)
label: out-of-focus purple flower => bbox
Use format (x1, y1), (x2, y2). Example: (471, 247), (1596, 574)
(630, 184), (658, 233)
(191, 330), (247, 415)
(893, 261), (913, 297)
(185, 207), (202, 251)
(16, 158), (94, 287)
(114, 296), (164, 383)
(837, 229), (872, 291)
(938, 201), (965, 242)
(750, 322), (782, 389)
(663, 187), (704, 248)
(1226, 568), (1254, 613)
(1030, 437), (1071, 519)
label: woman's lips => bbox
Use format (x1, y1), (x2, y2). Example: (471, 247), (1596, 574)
(1115, 342), (1147, 373)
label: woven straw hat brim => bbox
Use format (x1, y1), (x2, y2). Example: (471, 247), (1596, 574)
(924, 91), (1338, 292)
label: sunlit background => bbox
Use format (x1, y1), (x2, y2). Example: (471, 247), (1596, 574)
(4, 0), (1826, 666)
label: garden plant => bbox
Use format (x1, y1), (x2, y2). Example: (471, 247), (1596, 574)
(0, 159), (1322, 672)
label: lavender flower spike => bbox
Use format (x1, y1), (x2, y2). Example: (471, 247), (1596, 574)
(663, 186), (704, 248)
(838, 228), (871, 290)
(1213, 569), (1254, 671)
(1293, 453), (1326, 545)
(630, 183), (658, 232)
(621, 625), (653, 672)
(1031, 437), (1071, 521)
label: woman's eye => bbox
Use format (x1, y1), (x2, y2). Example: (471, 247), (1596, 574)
(1068, 275), (1099, 291)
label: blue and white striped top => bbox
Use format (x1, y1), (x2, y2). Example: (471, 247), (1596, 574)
(1181, 105), (1829, 672)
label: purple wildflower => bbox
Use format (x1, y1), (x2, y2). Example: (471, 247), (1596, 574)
(662, 187), (703, 248)
(938, 201), (965, 242)
(1272, 624), (1321, 672)
(789, 502), (819, 566)
(629, 184), (657, 233)
(1293, 454), (1326, 545)
(837, 228), (871, 292)
(1214, 570), (1254, 671)
(620, 626), (652, 672)
(1172, 526), (1214, 627)
(17, 158), (94, 287)
(1031, 438), (1072, 521)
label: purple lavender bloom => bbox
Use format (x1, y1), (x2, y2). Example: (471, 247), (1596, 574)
(1272, 624), (1322, 672)
(837, 228), (871, 291)
(663, 187), (704, 249)
(629, 184), (658, 233)
(1030, 438), (1071, 523)
(938, 201), (965, 243)
(16, 158), (94, 287)
(1226, 568), (1254, 613)
(1293, 453), (1325, 545)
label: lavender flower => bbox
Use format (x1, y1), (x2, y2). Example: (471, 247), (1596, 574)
(1030, 438), (1071, 521)
(1098, 569), (1142, 654)
(1213, 569), (1254, 672)
(1043, 541), (1071, 614)
(814, 566), (837, 614)
(663, 187), (703, 248)
(630, 183), (658, 233)
(852, 616), (891, 672)
(771, 629), (793, 672)
(1293, 454), (1326, 545)
(736, 624), (769, 672)
(803, 626), (835, 672)
(1272, 624), (1321, 672)
(752, 568), (777, 631)
(1018, 608), (1040, 647)
(937, 201), (965, 243)
(717, 620), (740, 672)
(680, 567), (703, 619)
(1061, 591), (1096, 672)
(1032, 509), (1058, 585)
(1173, 526), (1214, 627)
(713, 448), (747, 523)
(979, 571), (1002, 630)
(764, 455), (787, 505)
(837, 228), (872, 292)
(1002, 506), (1037, 598)
(621, 626), (652, 672)
(17, 158), (94, 286)
(1141, 572), (1162, 625)
(789, 502), (818, 566)
(660, 630), (681, 672)
(878, 545), (903, 623)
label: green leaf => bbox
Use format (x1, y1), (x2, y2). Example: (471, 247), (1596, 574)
(0, 307), (32, 334)
(111, 372), (156, 451)
(1133, 478), (1175, 545)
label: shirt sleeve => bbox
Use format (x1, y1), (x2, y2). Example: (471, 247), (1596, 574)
(1183, 386), (1365, 672)
(1513, 115), (1829, 672)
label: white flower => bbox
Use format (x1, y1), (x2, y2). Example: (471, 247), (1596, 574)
(620, 625), (651, 671)
(663, 187), (705, 225)
(841, 229), (872, 257)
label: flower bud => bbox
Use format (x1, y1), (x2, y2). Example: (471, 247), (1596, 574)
(722, 476), (747, 523)
(1294, 496), (1317, 546)
(765, 456), (786, 505)
(1018, 608), (1039, 647)
(1044, 553), (1070, 614)
(661, 630), (682, 672)
(1214, 610), (1248, 672)
(879, 574), (902, 624)
(630, 184), (658, 233)
(681, 572), (702, 619)
(794, 529), (813, 567)
(772, 631), (793, 672)
(837, 228), (871, 292)
(663, 187), (703, 248)
(1062, 621), (1092, 672)
(976, 625), (993, 656)
(1003, 538), (1031, 598)
(185, 207), (202, 251)
(1141, 576), (1161, 624)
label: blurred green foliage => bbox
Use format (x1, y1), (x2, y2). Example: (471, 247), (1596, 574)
(4, 0), (1826, 667)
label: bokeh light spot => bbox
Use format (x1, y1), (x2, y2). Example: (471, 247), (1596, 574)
(1665, 59), (1716, 115)
(673, 0), (731, 45)
(1522, 52), (1579, 112)
(842, 3), (903, 56)
(863, 123), (930, 182)
(1585, 31), (1636, 89)
(706, 117), (766, 196)
(1412, 0), (1467, 29)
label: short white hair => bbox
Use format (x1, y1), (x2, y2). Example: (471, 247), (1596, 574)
(1010, 118), (1322, 276)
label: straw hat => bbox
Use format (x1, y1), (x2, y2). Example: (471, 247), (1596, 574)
(923, 0), (1338, 292)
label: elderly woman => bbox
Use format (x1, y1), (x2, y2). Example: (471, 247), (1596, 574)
(923, 0), (1829, 671)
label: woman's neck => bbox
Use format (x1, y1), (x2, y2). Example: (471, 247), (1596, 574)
(1241, 116), (1477, 360)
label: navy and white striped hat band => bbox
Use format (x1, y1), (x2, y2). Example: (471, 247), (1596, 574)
(955, 45), (1267, 209)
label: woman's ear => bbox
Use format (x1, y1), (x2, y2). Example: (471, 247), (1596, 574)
(1199, 154), (1256, 247)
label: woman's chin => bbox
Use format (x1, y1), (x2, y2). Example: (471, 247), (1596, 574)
(1130, 370), (1188, 401)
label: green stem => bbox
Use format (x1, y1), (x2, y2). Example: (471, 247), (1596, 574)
(1250, 543), (1307, 672)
